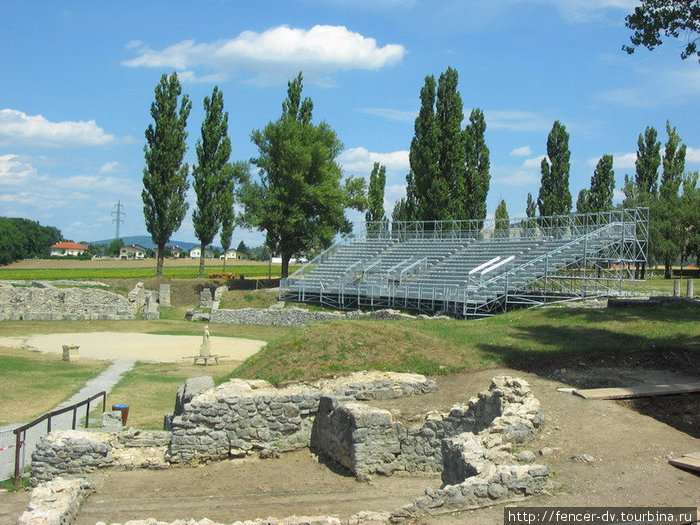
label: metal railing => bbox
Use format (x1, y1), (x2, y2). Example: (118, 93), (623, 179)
(9, 390), (106, 483)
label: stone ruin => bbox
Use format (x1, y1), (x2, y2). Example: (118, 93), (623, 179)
(0, 280), (170, 321)
(25, 372), (550, 524)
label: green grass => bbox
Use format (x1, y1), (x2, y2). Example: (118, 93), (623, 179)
(0, 264), (300, 280)
(0, 348), (108, 426)
(218, 288), (280, 309)
(228, 301), (700, 384)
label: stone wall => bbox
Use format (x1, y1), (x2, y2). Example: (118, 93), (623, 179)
(210, 306), (441, 327)
(167, 372), (438, 463)
(17, 477), (94, 525)
(310, 376), (543, 478)
(30, 429), (170, 485)
(0, 285), (136, 321)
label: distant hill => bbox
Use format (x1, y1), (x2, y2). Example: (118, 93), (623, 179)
(89, 236), (208, 251)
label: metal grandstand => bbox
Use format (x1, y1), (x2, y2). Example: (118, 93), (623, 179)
(280, 208), (649, 318)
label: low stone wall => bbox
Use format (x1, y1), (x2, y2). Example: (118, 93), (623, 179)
(30, 429), (170, 485)
(167, 372), (438, 463)
(17, 477), (94, 525)
(210, 306), (444, 327)
(0, 285), (136, 321)
(310, 376), (543, 478)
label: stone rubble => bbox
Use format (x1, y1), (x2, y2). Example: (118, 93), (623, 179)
(17, 477), (94, 525)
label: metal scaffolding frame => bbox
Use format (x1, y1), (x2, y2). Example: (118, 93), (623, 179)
(280, 208), (649, 318)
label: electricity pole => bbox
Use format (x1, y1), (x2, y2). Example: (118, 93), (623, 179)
(112, 200), (125, 240)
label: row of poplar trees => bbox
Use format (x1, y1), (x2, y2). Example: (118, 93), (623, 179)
(141, 72), (367, 278)
(392, 67), (491, 227)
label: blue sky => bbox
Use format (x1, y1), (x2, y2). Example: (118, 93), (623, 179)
(1, 1), (699, 247)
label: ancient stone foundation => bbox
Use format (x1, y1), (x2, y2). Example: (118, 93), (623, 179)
(167, 372), (438, 463)
(311, 376), (543, 478)
(27, 373), (549, 523)
(0, 284), (137, 320)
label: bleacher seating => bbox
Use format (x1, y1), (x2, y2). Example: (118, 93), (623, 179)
(280, 210), (647, 318)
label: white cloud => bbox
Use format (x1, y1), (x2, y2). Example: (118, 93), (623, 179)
(0, 155), (142, 239)
(541, 0), (637, 23)
(493, 170), (540, 186)
(0, 109), (116, 148)
(0, 154), (37, 182)
(510, 146), (532, 157)
(123, 25), (406, 84)
(359, 107), (416, 123)
(686, 146), (700, 164)
(485, 110), (553, 132)
(586, 152), (636, 170)
(597, 65), (700, 108)
(99, 161), (121, 174)
(522, 155), (546, 169)
(338, 147), (410, 176)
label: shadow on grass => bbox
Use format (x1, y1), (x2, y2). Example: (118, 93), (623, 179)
(474, 302), (700, 371)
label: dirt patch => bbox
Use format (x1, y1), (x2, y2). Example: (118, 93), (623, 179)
(64, 361), (698, 525)
(0, 332), (265, 363)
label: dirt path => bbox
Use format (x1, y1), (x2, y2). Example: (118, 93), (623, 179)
(70, 366), (699, 525)
(0, 332), (265, 363)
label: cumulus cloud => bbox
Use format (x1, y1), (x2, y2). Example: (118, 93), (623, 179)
(522, 155), (546, 169)
(510, 146), (532, 157)
(338, 147), (410, 176)
(686, 146), (700, 164)
(0, 154), (37, 182)
(123, 25), (406, 84)
(493, 170), (540, 186)
(586, 152), (636, 170)
(0, 109), (116, 148)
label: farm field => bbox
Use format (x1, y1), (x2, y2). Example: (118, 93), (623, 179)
(0, 257), (301, 280)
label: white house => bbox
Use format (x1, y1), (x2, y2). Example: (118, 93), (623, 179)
(50, 241), (88, 257)
(119, 244), (147, 260)
(189, 247), (215, 259)
(219, 249), (242, 260)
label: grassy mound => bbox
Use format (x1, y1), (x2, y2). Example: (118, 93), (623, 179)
(228, 301), (700, 384)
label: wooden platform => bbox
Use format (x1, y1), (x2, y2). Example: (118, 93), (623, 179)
(668, 452), (700, 473)
(573, 381), (700, 400)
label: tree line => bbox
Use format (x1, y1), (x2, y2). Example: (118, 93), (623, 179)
(0, 217), (62, 265)
(142, 67), (699, 280)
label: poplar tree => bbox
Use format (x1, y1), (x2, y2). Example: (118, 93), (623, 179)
(494, 199), (509, 238)
(462, 109), (490, 227)
(366, 162), (387, 223)
(588, 154), (615, 213)
(142, 72), (192, 277)
(193, 86), (232, 278)
(537, 121), (572, 218)
(435, 67), (465, 221)
(623, 125), (661, 279)
(655, 121), (686, 278)
(576, 189), (591, 214)
(219, 162), (249, 272)
(408, 74), (441, 221)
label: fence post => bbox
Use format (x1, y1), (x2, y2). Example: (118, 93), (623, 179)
(13, 430), (22, 484)
(85, 400), (91, 428)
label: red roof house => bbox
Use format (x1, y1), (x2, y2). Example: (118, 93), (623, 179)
(50, 241), (88, 256)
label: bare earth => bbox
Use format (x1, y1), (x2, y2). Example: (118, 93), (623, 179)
(2, 355), (698, 524)
(0, 333), (265, 362)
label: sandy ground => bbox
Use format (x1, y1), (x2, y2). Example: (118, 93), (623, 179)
(0, 332), (265, 362)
